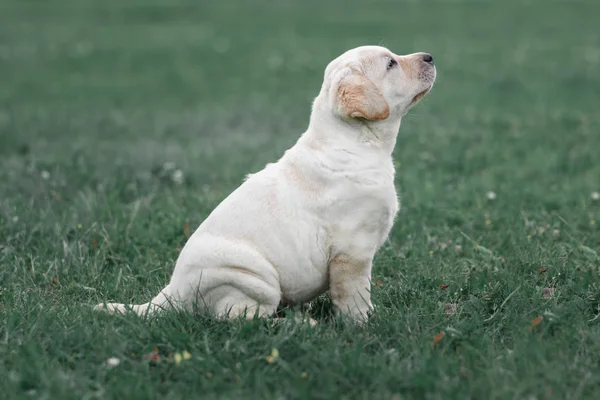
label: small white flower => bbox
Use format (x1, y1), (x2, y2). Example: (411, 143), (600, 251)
(592, 192), (600, 201)
(552, 229), (560, 238)
(171, 169), (184, 185)
(106, 357), (120, 368)
(486, 191), (497, 200)
(40, 170), (50, 180)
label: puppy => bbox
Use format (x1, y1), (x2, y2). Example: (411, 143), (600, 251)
(95, 45), (436, 324)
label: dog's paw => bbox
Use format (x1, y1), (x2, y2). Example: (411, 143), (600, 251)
(335, 303), (373, 327)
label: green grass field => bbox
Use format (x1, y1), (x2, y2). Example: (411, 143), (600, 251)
(1, 0), (600, 398)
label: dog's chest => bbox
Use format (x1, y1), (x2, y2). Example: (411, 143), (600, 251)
(328, 178), (399, 247)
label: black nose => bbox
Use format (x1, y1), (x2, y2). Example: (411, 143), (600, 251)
(422, 53), (434, 65)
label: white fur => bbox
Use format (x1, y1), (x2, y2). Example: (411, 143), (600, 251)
(95, 45), (436, 324)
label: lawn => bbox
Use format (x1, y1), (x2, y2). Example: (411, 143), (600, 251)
(1, 0), (600, 398)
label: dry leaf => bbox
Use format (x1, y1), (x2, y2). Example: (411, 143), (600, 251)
(143, 347), (160, 362)
(432, 331), (445, 347)
(537, 269), (547, 273)
(444, 303), (457, 315)
(266, 348), (279, 363)
(183, 221), (191, 237)
(376, 280), (383, 287)
(542, 288), (555, 298)
(51, 278), (58, 285)
(530, 316), (543, 331)
(92, 238), (98, 248)
(440, 285), (449, 289)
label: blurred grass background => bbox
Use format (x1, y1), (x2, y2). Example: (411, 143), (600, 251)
(1, 0), (599, 399)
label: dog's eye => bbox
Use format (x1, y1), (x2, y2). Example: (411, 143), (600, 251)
(387, 58), (397, 70)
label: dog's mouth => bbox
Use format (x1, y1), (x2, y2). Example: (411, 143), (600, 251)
(409, 88), (430, 107)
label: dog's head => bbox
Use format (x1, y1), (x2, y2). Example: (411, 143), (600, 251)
(319, 46), (436, 121)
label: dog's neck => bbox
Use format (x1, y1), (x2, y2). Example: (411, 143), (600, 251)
(305, 100), (402, 156)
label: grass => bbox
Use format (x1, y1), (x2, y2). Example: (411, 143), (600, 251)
(1, 0), (600, 398)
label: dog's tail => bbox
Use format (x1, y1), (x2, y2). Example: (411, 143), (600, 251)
(94, 287), (172, 317)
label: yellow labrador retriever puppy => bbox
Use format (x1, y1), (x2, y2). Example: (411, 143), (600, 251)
(96, 45), (436, 324)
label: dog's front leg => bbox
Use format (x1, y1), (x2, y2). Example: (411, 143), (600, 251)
(329, 254), (374, 324)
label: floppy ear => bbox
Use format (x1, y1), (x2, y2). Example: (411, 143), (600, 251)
(335, 70), (390, 120)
